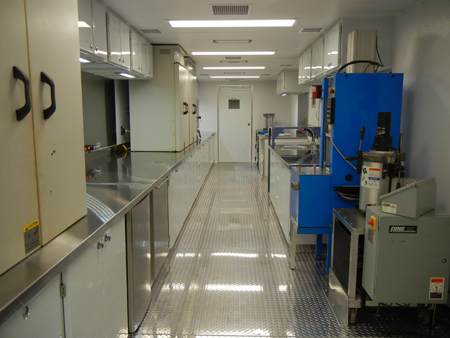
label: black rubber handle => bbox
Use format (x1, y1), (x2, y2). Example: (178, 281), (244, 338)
(40, 72), (56, 120)
(192, 104), (197, 115)
(183, 102), (189, 115)
(13, 66), (31, 121)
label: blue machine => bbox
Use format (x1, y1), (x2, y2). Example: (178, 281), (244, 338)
(290, 73), (403, 274)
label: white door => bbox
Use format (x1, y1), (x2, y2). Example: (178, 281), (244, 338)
(218, 86), (252, 162)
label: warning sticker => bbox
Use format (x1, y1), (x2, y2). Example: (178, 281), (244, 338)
(429, 277), (444, 300)
(23, 220), (40, 255)
(382, 202), (397, 214)
(360, 166), (381, 189)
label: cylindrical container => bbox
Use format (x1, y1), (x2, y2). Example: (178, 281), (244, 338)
(263, 113), (275, 130)
(359, 150), (397, 213)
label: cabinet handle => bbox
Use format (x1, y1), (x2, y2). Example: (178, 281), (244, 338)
(13, 66), (31, 121)
(104, 235), (111, 242)
(182, 102), (189, 115)
(192, 104), (197, 115)
(40, 72), (56, 120)
(156, 177), (169, 190)
(97, 242), (104, 249)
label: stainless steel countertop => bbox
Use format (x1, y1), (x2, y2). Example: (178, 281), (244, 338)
(0, 132), (215, 325)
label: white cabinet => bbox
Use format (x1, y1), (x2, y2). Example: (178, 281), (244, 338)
(269, 150), (292, 243)
(189, 72), (199, 145)
(107, 11), (130, 68)
(63, 217), (128, 338)
(78, 0), (107, 61)
(0, 0), (87, 275)
(168, 135), (215, 248)
(323, 23), (341, 73)
(146, 41), (154, 78)
(277, 70), (307, 95)
(131, 30), (152, 77)
(0, 274), (63, 338)
(311, 37), (324, 79)
(129, 45), (196, 151)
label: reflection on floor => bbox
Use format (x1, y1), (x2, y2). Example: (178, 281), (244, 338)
(136, 163), (450, 338)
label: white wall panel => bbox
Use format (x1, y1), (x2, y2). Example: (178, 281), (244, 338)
(392, 0), (450, 212)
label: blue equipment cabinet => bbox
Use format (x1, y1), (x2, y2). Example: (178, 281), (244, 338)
(290, 73), (403, 274)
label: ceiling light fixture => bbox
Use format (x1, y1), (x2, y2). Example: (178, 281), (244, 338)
(193, 51), (275, 56)
(169, 19), (296, 28)
(118, 73), (136, 79)
(210, 76), (260, 79)
(78, 21), (90, 28)
(213, 39), (252, 44)
(203, 67), (265, 70)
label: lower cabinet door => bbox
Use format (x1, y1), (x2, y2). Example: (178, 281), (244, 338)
(0, 274), (64, 338)
(63, 217), (127, 338)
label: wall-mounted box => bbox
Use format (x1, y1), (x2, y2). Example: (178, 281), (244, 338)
(277, 70), (308, 95)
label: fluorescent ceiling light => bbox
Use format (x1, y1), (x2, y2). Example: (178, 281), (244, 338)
(193, 51), (274, 56)
(78, 21), (90, 28)
(203, 67), (265, 70)
(118, 73), (136, 79)
(213, 39), (252, 44)
(169, 19), (296, 28)
(211, 253), (258, 258)
(210, 76), (260, 79)
(79, 58), (91, 63)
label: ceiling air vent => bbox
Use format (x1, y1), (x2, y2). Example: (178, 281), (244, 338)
(300, 27), (323, 33)
(141, 29), (162, 34)
(159, 48), (172, 55)
(225, 57), (242, 60)
(280, 64), (292, 67)
(212, 4), (251, 15)
(261, 74), (270, 76)
(199, 74), (209, 76)
(220, 60), (248, 63)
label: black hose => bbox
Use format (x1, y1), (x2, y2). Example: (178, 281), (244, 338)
(337, 60), (383, 73)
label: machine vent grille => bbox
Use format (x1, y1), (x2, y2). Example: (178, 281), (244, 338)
(141, 29), (161, 34)
(300, 27), (323, 33)
(212, 5), (251, 15)
(159, 48), (172, 55)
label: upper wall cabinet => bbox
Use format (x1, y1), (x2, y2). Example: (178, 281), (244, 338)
(78, 0), (154, 79)
(277, 70), (308, 95)
(107, 11), (130, 68)
(298, 18), (394, 85)
(78, 0), (107, 62)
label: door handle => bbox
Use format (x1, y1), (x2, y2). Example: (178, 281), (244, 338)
(40, 72), (56, 120)
(13, 66), (31, 121)
(182, 102), (189, 115)
(192, 104), (197, 115)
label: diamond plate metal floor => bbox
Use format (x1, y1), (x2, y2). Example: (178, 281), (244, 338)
(136, 163), (450, 338)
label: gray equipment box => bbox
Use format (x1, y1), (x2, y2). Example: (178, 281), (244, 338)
(380, 177), (437, 218)
(362, 206), (450, 304)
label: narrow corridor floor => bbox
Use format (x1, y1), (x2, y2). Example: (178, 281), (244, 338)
(136, 163), (450, 338)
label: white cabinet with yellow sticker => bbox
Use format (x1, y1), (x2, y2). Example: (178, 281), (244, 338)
(0, 0), (87, 275)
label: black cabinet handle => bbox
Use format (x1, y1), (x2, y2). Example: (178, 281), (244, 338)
(192, 104), (197, 115)
(40, 72), (56, 120)
(13, 66), (31, 121)
(183, 102), (189, 115)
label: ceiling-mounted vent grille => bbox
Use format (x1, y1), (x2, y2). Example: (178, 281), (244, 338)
(225, 57), (242, 60)
(159, 48), (172, 55)
(300, 27), (323, 33)
(199, 74), (209, 76)
(261, 74), (270, 76)
(220, 60), (248, 63)
(141, 29), (162, 34)
(212, 4), (251, 15)
(280, 64), (292, 67)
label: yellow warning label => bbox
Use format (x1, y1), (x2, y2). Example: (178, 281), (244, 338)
(23, 220), (39, 233)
